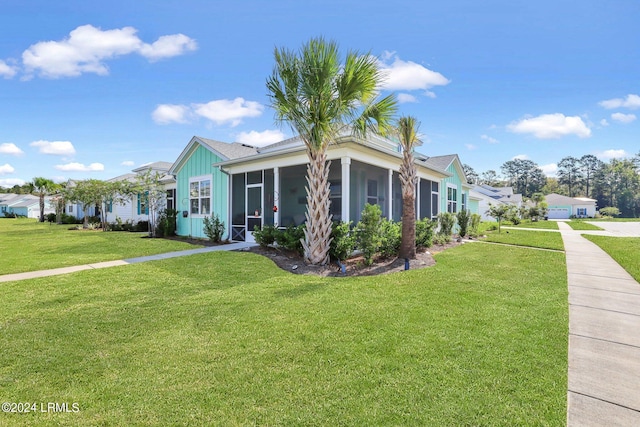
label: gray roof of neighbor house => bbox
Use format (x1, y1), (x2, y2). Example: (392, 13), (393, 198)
(197, 137), (259, 160)
(0, 193), (24, 204)
(107, 173), (138, 183)
(6, 195), (40, 208)
(420, 154), (457, 172)
(132, 161), (173, 172)
(546, 193), (597, 205)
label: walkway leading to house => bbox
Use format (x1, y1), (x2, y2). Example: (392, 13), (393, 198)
(0, 242), (256, 283)
(556, 221), (640, 426)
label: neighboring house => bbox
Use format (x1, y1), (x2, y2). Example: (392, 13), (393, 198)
(170, 133), (474, 242)
(470, 184), (523, 220)
(0, 193), (23, 215)
(105, 161), (176, 224)
(545, 193), (597, 219)
(0, 194), (55, 218)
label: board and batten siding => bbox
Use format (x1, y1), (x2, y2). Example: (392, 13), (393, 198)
(440, 162), (465, 214)
(175, 144), (229, 239)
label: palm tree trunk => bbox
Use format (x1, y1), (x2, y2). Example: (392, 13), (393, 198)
(302, 150), (333, 265)
(39, 195), (45, 222)
(399, 149), (417, 259)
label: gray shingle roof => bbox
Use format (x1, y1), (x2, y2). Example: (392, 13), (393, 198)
(420, 154), (457, 172)
(196, 137), (258, 160)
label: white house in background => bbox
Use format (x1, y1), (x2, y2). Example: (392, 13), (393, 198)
(470, 184), (523, 220)
(545, 193), (597, 219)
(105, 161), (176, 224)
(0, 194), (55, 218)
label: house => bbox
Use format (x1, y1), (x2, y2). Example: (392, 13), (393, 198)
(105, 161), (176, 224)
(0, 194), (55, 218)
(470, 184), (523, 220)
(1, 193), (23, 215)
(169, 133), (474, 242)
(545, 193), (597, 219)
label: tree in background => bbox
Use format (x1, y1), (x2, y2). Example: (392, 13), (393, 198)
(557, 156), (583, 197)
(130, 170), (167, 237)
(579, 154), (602, 199)
(500, 159), (546, 197)
(266, 37), (397, 265)
(463, 164), (479, 185)
(486, 204), (511, 233)
(31, 177), (56, 222)
(480, 170), (501, 187)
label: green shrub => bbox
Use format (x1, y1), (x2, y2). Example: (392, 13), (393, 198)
(203, 213), (225, 243)
(599, 206), (620, 217)
(355, 204), (382, 266)
(156, 209), (177, 237)
(437, 212), (456, 237)
(456, 209), (471, 238)
(134, 220), (149, 233)
(3, 212), (17, 218)
(416, 217), (435, 249)
(379, 218), (401, 258)
(45, 213), (57, 222)
(330, 221), (355, 262)
(469, 214), (481, 237)
(275, 224), (305, 255)
(61, 213), (80, 224)
(253, 224), (279, 248)
(433, 233), (451, 245)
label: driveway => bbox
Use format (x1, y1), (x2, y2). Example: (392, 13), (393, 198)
(586, 221), (640, 237)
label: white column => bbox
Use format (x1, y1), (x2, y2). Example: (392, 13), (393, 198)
(273, 166), (280, 226)
(341, 157), (350, 223)
(388, 169), (393, 220)
(416, 178), (421, 220)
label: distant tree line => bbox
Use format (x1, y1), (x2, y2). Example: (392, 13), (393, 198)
(464, 152), (640, 217)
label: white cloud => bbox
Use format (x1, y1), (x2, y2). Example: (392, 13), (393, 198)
(611, 112), (637, 124)
(480, 134), (499, 144)
(600, 119), (609, 126)
(139, 34), (197, 62)
(465, 144), (476, 150)
(0, 163), (15, 175)
(236, 130), (285, 147)
(55, 162), (104, 172)
(21, 25), (197, 79)
(193, 98), (263, 126)
(121, 160), (135, 166)
(596, 149), (628, 160)
(0, 60), (18, 78)
(0, 143), (24, 155)
(507, 113), (591, 139)
(152, 104), (191, 124)
(599, 94), (640, 110)
(30, 140), (76, 155)
(377, 52), (450, 93)
(0, 178), (26, 187)
(540, 163), (558, 176)
(397, 93), (418, 103)
(513, 154), (529, 160)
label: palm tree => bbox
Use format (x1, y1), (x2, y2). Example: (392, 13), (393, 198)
(267, 37), (397, 265)
(396, 116), (420, 259)
(32, 177), (55, 222)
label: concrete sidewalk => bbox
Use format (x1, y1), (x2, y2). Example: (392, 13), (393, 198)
(557, 221), (640, 425)
(0, 241), (256, 283)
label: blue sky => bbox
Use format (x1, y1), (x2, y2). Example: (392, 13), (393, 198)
(1, 0), (638, 187)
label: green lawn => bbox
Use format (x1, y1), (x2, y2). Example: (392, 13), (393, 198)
(0, 244), (568, 425)
(582, 235), (640, 282)
(510, 220), (559, 230)
(0, 218), (201, 275)
(567, 220), (603, 230)
(481, 228), (565, 251)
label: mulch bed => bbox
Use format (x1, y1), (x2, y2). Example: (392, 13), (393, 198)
(244, 240), (465, 277)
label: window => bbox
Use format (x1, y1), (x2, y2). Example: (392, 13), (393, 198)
(137, 193), (149, 215)
(431, 182), (439, 218)
(68, 205), (73, 213)
(367, 179), (378, 205)
(166, 189), (175, 211)
(447, 185), (457, 213)
(329, 181), (342, 220)
(189, 177), (211, 216)
(577, 208), (587, 217)
(461, 193), (467, 212)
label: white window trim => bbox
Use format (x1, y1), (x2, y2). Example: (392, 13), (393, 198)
(446, 183), (458, 214)
(189, 174), (213, 218)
